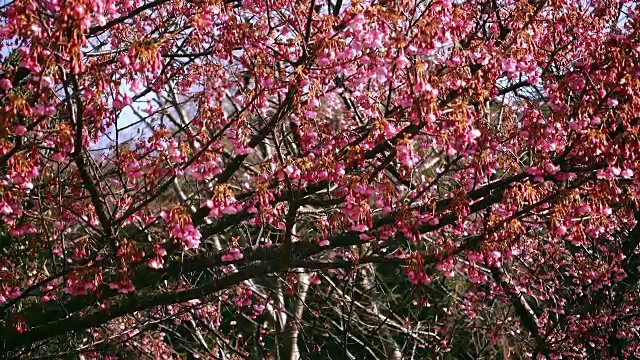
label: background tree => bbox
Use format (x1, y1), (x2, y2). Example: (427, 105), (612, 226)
(0, 0), (640, 359)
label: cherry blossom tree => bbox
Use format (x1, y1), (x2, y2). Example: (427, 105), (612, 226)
(1, 0), (640, 358)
